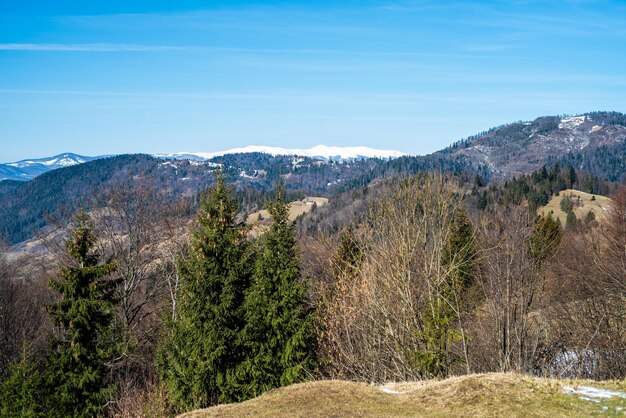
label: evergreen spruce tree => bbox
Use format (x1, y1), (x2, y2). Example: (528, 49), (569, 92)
(45, 210), (118, 417)
(414, 208), (477, 377)
(236, 184), (316, 399)
(527, 211), (563, 265)
(0, 344), (43, 418)
(157, 170), (253, 411)
(332, 227), (363, 281)
(443, 208), (478, 288)
(565, 209), (578, 230)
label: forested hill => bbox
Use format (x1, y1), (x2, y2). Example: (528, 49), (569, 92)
(444, 111), (626, 179)
(0, 153), (386, 244)
(2, 112), (625, 245)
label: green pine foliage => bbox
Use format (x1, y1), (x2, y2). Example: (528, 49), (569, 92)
(45, 210), (119, 417)
(443, 208), (478, 288)
(157, 170), (254, 411)
(566, 210), (578, 230)
(478, 163), (612, 212)
(560, 195), (573, 212)
(332, 227), (363, 280)
(235, 184), (317, 399)
(527, 212), (563, 265)
(0, 345), (43, 418)
(413, 208), (478, 378)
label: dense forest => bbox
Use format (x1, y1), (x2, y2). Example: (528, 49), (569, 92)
(1, 159), (624, 416)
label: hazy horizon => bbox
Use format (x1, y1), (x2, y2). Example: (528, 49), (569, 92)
(2, 0), (626, 161)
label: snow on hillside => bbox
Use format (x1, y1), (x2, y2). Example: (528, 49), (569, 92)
(558, 116), (586, 129)
(6, 153), (89, 169)
(158, 145), (406, 161)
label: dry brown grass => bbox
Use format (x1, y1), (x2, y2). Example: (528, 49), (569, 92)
(246, 197), (329, 237)
(179, 373), (626, 418)
(538, 189), (612, 225)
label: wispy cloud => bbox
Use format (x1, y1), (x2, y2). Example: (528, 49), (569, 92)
(0, 43), (197, 52)
(465, 44), (517, 52)
(0, 43), (496, 60)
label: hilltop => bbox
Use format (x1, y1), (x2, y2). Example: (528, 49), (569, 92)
(538, 189), (613, 225)
(181, 373), (626, 418)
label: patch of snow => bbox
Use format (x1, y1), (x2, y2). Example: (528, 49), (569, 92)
(562, 385), (626, 400)
(239, 170), (256, 179)
(159, 161), (178, 169)
(6, 154), (86, 168)
(590, 125), (603, 133)
(551, 349), (599, 378)
(291, 157), (305, 168)
(381, 388), (402, 395)
(42, 157), (79, 167)
(559, 116), (586, 129)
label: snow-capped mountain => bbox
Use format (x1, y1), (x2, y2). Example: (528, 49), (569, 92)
(155, 145), (406, 162)
(6, 153), (93, 169)
(1, 153), (97, 181)
(1, 146), (405, 182)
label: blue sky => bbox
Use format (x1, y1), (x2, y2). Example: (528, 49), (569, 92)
(1, 0), (626, 161)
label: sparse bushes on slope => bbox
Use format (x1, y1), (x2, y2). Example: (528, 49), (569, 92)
(317, 174), (478, 382)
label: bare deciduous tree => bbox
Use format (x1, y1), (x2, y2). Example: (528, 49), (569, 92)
(318, 174), (477, 382)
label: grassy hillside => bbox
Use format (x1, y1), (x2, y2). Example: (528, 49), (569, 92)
(246, 196), (329, 224)
(538, 189), (612, 224)
(180, 373), (626, 418)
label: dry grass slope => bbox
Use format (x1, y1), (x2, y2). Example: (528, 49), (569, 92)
(179, 373), (626, 418)
(246, 196), (328, 236)
(538, 189), (612, 225)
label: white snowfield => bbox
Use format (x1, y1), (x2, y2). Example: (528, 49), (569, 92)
(562, 385), (626, 402)
(158, 145), (407, 161)
(558, 116), (586, 130)
(8, 156), (86, 168)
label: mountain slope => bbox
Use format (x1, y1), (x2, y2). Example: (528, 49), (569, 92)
(0, 153), (393, 244)
(446, 112), (626, 179)
(3, 112), (625, 245)
(1, 146), (404, 182)
(0, 153), (98, 181)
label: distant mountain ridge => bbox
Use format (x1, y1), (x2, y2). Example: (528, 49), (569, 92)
(154, 145), (406, 161)
(3, 111), (625, 182)
(1, 111), (625, 245)
(0, 153), (98, 181)
(1, 146), (405, 181)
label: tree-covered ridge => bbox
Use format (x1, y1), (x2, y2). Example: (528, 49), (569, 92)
(471, 163), (613, 212)
(2, 109), (625, 246)
(0, 153), (387, 244)
(548, 140), (626, 182)
(441, 112), (626, 179)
